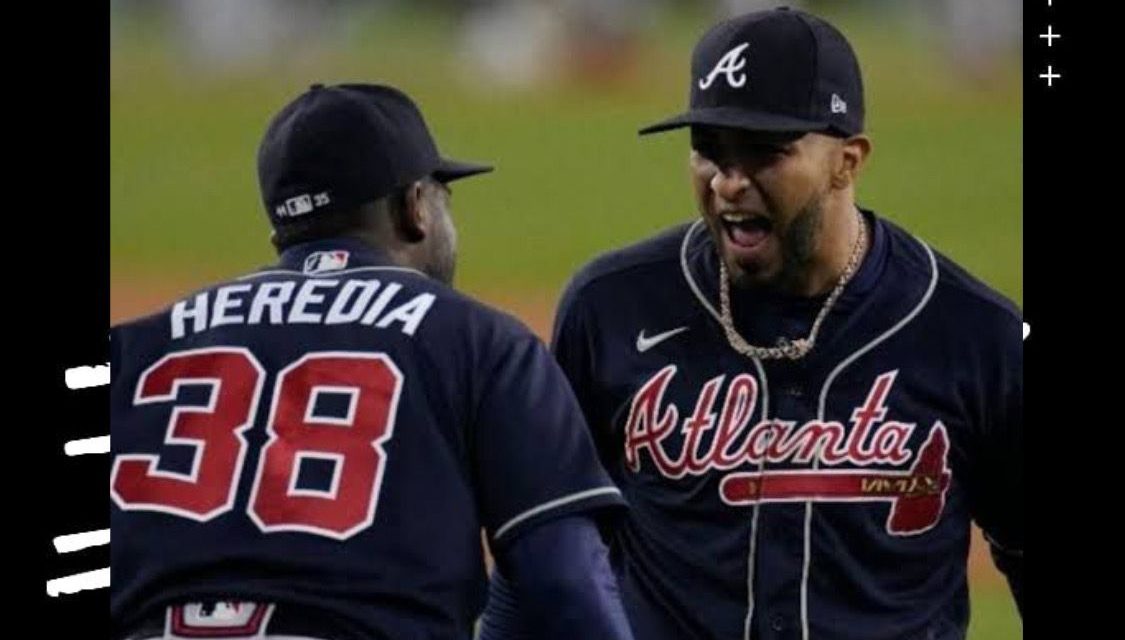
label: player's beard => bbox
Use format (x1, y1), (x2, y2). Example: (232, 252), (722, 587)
(773, 194), (825, 292)
(726, 191), (826, 294)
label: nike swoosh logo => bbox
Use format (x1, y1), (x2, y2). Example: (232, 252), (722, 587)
(636, 326), (689, 353)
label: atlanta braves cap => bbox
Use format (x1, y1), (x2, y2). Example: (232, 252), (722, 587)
(639, 7), (864, 137)
(258, 83), (493, 226)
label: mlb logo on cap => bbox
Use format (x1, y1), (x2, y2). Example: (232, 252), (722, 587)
(284, 194), (314, 218)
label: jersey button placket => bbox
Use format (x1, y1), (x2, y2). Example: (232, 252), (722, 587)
(744, 366), (773, 640)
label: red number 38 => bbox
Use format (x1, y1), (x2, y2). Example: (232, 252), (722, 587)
(111, 348), (403, 540)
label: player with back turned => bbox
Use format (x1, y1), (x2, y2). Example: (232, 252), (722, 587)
(110, 83), (635, 640)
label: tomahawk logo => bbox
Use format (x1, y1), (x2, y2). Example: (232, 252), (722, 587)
(699, 42), (750, 90)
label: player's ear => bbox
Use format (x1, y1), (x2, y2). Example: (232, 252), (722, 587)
(395, 180), (428, 243)
(831, 134), (871, 190)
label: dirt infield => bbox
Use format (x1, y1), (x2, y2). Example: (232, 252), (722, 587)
(111, 275), (1007, 590)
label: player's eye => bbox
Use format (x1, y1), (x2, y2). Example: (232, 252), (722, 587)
(693, 144), (726, 166)
(693, 146), (720, 160)
(745, 144), (787, 158)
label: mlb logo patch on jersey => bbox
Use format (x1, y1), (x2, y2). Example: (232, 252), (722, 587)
(303, 250), (350, 274)
(166, 601), (274, 638)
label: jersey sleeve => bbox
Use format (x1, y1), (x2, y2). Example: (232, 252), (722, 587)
(479, 515), (635, 640)
(967, 314), (1023, 616)
(550, 280), (621, 469)
(473, 330), (625, 549)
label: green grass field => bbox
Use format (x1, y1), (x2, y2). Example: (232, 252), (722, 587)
(111, 4), (1021, 637)
(969, 587), (1021, 639)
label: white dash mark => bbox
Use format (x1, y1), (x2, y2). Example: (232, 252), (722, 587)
(53, 528), (110, 554)
(1023, 322), (1029, 340)
(46, 567), (110, 597)
(65, 363), (110, 389)
(65, 436), (110, 457)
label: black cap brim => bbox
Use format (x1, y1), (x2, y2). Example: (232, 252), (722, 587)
(433, 157), (494, 183)
(638, 107), (827, 136)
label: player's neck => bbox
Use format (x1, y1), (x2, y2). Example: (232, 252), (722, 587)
(777, 204), (866, 298)
(339, 228), (413, 271)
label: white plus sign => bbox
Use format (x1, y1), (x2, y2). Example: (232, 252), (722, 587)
(1040, 25), (1060, 46)
(1039, 65), (1061, 87)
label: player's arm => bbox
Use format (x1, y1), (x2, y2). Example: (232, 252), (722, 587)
(968, 317), (1023, 616)
(472, 329), (632, 639)
(550, 281), (620, 468)
(478, 515), (632, 640)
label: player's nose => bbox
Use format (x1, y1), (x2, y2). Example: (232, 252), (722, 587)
(710, 165), (751, 203)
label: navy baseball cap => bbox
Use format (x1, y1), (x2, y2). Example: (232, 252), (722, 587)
(258, 83), (493, 225)
(639, 7), (864, 137)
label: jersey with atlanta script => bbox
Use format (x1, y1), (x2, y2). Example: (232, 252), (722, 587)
(552, 209), (1022, 640)
(110, 237), (625, 639)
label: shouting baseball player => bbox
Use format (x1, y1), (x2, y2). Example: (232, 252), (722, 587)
(483, 8), (1022, 640)
(110, 83), (635, 640)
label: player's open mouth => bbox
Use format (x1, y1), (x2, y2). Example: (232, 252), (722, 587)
(720, 212), (772, 248)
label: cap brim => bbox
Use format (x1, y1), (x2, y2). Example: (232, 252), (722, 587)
(433, 158), (494, 183)
(638, 107), (827, 136)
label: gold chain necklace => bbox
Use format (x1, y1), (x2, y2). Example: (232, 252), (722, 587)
(718, 210), (868, 360)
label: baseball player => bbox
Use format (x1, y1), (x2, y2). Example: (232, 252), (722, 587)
(483, 8), (1022, 640)
(110, 83), (635, 640)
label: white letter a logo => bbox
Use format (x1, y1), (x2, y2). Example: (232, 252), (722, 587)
(699, 42), (750, 90)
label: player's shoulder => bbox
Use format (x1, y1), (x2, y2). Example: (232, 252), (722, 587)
(110, 307), (170, 370)
(422, 277), (540, 346)
(558, 221), (694, 312)
(111, 282), (209, 344)
(932, 252), (1020, 321)
(879, 215), (1021, 337)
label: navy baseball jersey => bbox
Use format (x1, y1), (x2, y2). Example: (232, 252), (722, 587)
(110, 238), (625, 638)
(552, 209), (1022, 640)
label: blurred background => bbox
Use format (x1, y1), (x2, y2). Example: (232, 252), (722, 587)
(110, 1), (1021, 637)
